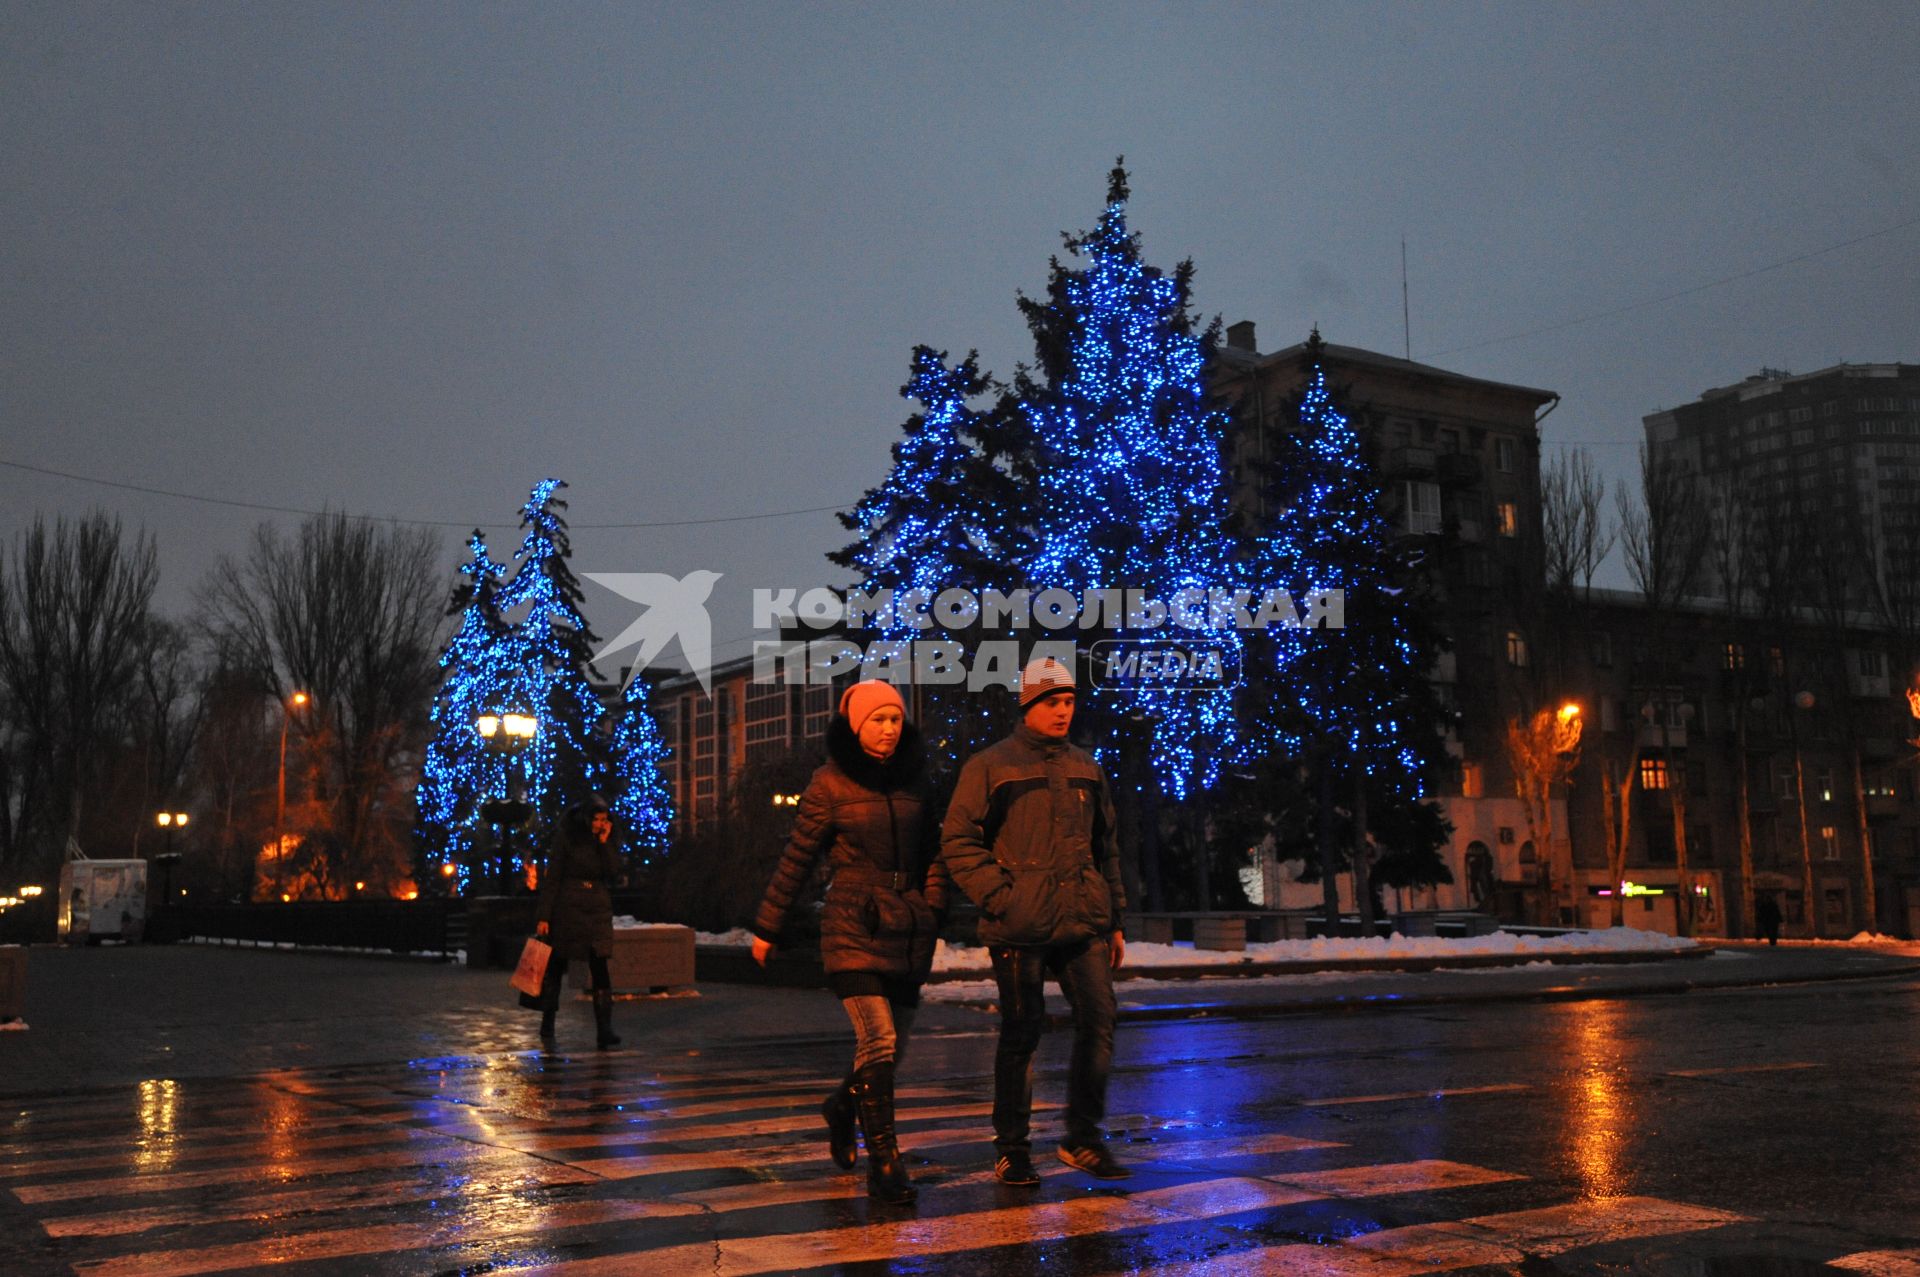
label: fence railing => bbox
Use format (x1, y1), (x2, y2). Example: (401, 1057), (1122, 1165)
(168, 901), (459, 956)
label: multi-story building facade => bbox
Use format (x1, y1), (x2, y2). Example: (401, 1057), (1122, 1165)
(1646, 361), (1920, 599)
(1211, 324), (1566, 918)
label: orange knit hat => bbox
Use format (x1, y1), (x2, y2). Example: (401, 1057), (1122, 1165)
(838, 680), (906, 733)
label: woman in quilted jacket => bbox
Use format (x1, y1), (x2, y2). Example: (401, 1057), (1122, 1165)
(750, 680), (948, 1205)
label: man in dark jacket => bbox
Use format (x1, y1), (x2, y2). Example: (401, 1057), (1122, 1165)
(942, 656), (1129, 1185)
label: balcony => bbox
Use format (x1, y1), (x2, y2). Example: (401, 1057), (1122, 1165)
(1639, 723), (1688, 750)
(1383, 446), (1437, 477)
(1436, 453), (1483, 486)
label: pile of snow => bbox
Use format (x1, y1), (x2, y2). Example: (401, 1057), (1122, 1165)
(684, 922), (1700, 969)
(931, 926), (1695, 971)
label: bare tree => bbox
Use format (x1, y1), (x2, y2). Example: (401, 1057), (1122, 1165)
(1596, 752), (1634, 927)
(200, 514), (446, 897)
(1542, 449), (1616, 603)
(1618, 446), (1709, 934)
(1504, 705), (1583, 926)
(0, 513), (159, 875)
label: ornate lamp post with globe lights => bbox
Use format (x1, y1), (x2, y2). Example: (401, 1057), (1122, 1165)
(476, 712), (538, 895)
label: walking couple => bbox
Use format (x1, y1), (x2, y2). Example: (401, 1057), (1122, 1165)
(750, 657), (1129, 1204)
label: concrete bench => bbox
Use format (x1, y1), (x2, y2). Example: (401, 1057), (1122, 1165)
(572, 923), (695, 993)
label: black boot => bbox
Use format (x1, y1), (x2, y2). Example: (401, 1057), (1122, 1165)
(852, 1061), (915, 1204)
(538, 965), (563, 1043)
(539, 1007), (557, 1040)
(592, 988), (621, 1049)
(822, 1074), (858, 1170)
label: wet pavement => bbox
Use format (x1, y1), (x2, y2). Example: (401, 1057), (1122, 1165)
(3, 944), (1918, 1275)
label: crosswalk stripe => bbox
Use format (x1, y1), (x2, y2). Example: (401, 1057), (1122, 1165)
(0, 1112), (393, 1156)
(11, 1144), (565, 1205)
(499, 1099), (1024, 1152)
(1265, 1159), (1522, 1197)
(37, 1166), (599, 1239)
(0, 1125), (430, 1179)
(511, 1163), (1512, 1276)
(1137, 1133), (1344, 1161)
(1300, 1084), (1529, 1107)
(1121, 1194), (1750, 1275)
(513, 1175), (1324, 1275)
(1817, 1250), (1920, 1276)
(71, 1197), (704, 1277)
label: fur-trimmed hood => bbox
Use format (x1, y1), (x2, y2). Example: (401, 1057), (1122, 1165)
(826, 715), (925, 793)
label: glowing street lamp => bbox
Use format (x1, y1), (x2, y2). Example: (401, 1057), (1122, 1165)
(154, 811), (189, 903)
(276, 691), (309, 900)
(477, 711), (539, 895)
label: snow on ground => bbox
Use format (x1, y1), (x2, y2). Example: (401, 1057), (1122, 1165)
(686, 924), (1699, 968)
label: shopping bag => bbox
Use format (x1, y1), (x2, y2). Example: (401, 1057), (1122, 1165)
(509, 936), (551, 998)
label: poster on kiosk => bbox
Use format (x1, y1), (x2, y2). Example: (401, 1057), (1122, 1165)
(57, 861), (148, 944)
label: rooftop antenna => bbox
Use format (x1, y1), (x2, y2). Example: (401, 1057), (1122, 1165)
(1401, 237), (1412, 362)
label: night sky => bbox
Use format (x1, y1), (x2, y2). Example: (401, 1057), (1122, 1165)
(5, 2), (1917, 671)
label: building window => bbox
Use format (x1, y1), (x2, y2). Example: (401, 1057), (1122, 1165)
(1775, 768), (1796, 802)
(1518, 839), (1537, 864)
(1505, 630), (1529, 668)
(1820, 825), (1840, 860)
(1405, 481), (1442, 535)
(1591, 632), (1613, 668)
(1722, 642), (1744, 671)
(1496, 502), (1518, 537)
(1824, 888), (1848, 924)
(1640, 757), (1669, 790)
(1816, 768), (1834, 803)
(1461, 762), (1484, 798)
(1495, 438), (1516, 473)
(1770, 646), (1786, 677)
(1857, 649), (1886, 677)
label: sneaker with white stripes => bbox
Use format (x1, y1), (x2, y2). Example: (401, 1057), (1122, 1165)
(1057, 1139), (1130, 1179)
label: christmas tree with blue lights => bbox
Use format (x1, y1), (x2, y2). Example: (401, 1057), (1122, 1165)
(609, 673), (674, 868)
(496, 478), (609, 819)
(415, 532), (517, 895)
(1016, 161), (1240, 801)
(1239, 338), (1453, 919)
(831, 346), (1028, 604)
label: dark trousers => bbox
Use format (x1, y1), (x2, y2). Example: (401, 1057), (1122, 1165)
(989, 937), (1116, 1152)
(541, 953), (611, 1008)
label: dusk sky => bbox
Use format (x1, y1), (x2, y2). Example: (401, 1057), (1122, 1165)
(5, 2), (1917, 672)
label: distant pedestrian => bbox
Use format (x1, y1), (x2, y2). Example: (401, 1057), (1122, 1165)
(534, 797), (623, 1048)
(750, 680), (948, 1205)
(941, 656), (1131, 1186)
(1754, 892), (1783, 947)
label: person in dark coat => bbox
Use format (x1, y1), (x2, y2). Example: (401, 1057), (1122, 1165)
(941, 656), (1129, 1186)
(535, 797), (622, 1048)
(1754, 891), (1783, 946)
(750, 680), (949, 1205)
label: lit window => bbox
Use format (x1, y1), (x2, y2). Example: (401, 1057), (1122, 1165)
(1820, 826), (1840, 860)
(1461, 762), (1484, 798)
(1505, 631), (1529, 668)
(1496, 502), (1518, 537)
(1723, 643), (1744, 671)
(1640, 757), (1669, 790)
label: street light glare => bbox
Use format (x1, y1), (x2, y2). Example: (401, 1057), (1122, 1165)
(476, 715), (501, 739)
(1558, 703), (1581, 721)
(502, 713), (537, 739)
(290, 691), (309, 707)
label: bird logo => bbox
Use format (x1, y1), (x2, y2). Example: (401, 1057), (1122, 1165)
(584, 570), (724, 694)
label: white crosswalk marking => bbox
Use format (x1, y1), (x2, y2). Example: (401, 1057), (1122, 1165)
(1829, 1251), (1920, 1276)
(0, 1060), (1807, 1277)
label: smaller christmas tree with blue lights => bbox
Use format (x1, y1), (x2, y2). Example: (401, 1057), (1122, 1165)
(1239, 336), (1454, 916)
(496, 478), (609, 819)
(415, 531), (517, 894)
(609, 673), (674, 868)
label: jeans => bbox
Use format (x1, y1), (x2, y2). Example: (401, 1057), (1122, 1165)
(841, 995), (920, 1072)
(989, 937), (1115, 1151)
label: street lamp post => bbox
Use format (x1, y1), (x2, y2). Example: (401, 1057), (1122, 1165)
(153, 811), (188, 900)
(276, 691), (309, 900)
(476, 712), (538, 895)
